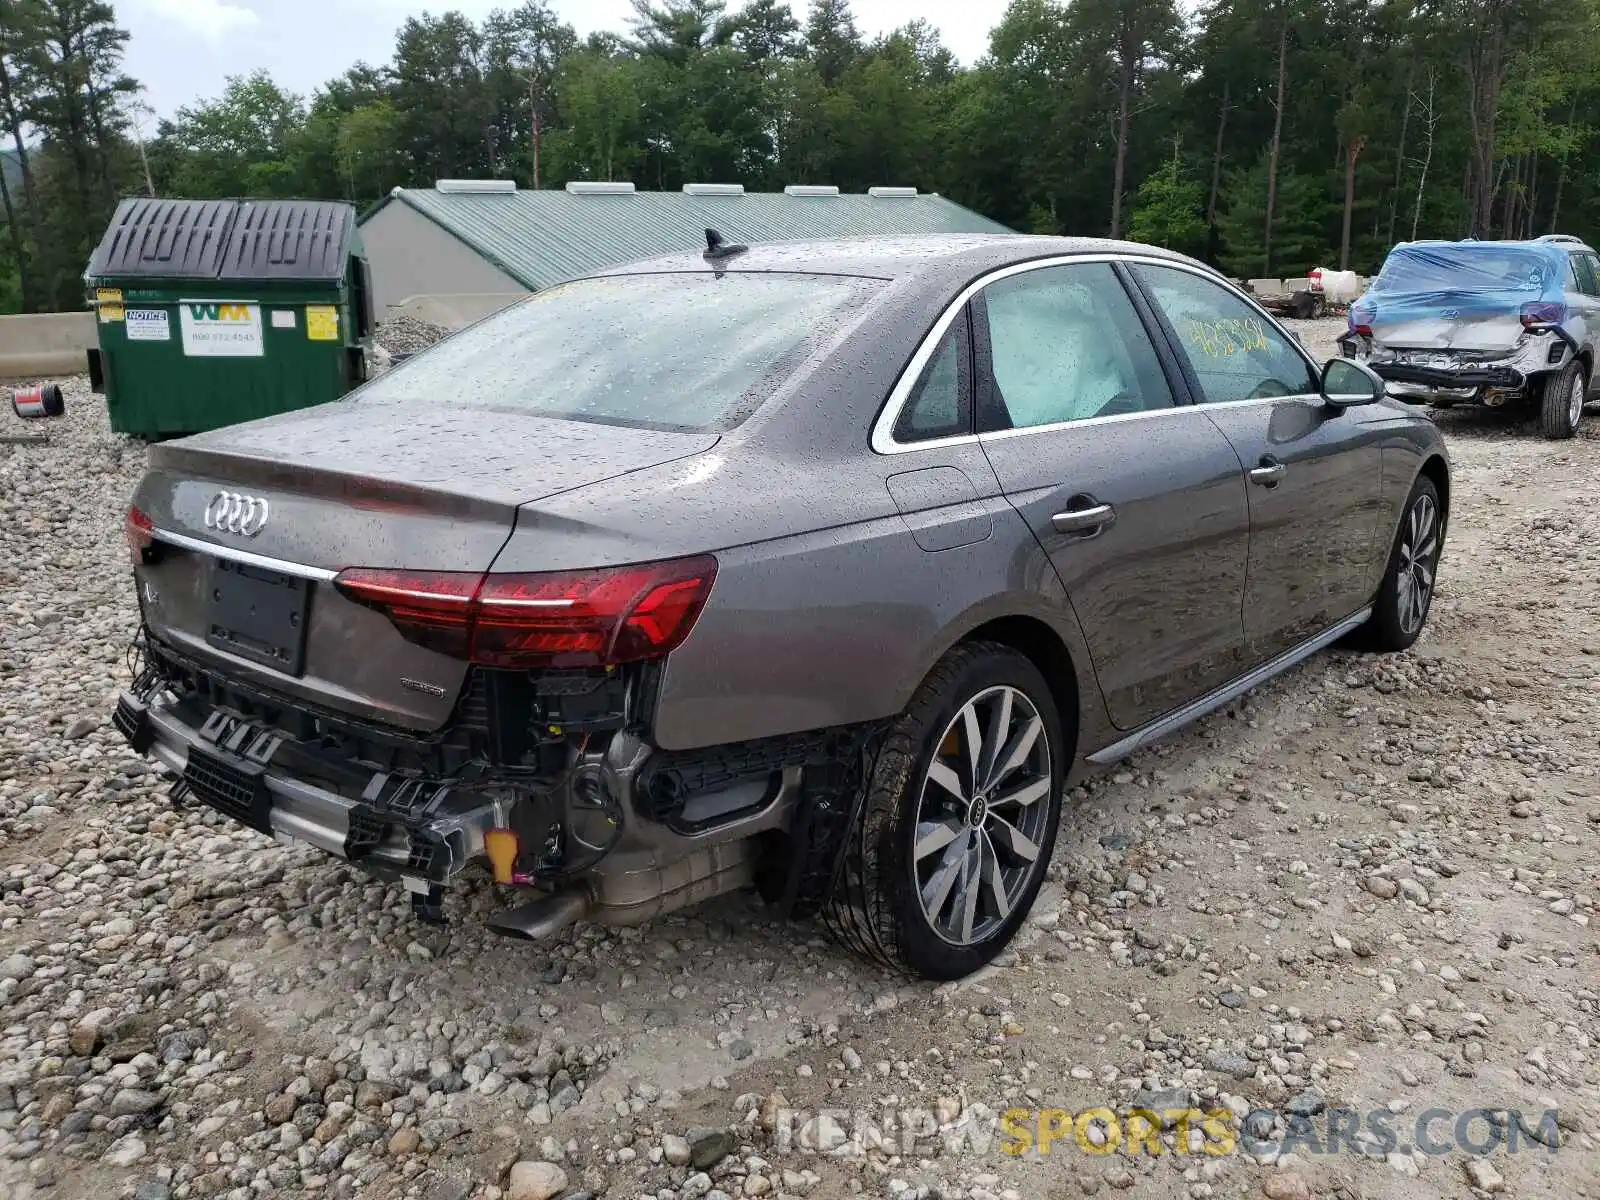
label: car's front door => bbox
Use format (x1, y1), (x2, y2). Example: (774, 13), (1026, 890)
(1128, 262), (1387, 662)
(971, 260), (1252, 731)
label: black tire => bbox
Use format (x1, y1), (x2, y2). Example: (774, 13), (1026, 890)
(1538, 358), (1586, 439)
(825, 642), (1065, 980)
(1350, 475), (1443, 653)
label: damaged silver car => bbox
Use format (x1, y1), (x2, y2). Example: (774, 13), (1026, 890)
(1340, 235), (1598, 438)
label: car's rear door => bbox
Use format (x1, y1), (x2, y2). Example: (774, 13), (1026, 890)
(1127, 262), (1386, 662)
(1567, 253), (1600, 389)
(970, 259), (1252, 731)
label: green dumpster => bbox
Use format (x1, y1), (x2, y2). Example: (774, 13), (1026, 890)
(84, 198), (375, 437)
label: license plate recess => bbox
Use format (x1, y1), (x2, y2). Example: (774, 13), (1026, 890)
(205, 559), (311, 675)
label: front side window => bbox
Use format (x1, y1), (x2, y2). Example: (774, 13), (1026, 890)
(1133, 264), (1318, 404)
(355, 272), (882, 432)
(977, 262), (1173, 431)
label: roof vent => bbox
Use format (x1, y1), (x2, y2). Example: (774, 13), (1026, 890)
(683, 183), (745, 196)
(867, 186), (918, 198)
(784, 185), (840, 197)
(435, 179), (516, 194)
(565, 181), (636, 195)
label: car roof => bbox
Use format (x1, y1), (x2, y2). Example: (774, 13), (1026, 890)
(591, 233), (1201, 285)
(1537, 233), (1592, 250)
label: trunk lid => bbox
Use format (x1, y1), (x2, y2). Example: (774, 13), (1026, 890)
(1369, 305), (1528, 354)
(134, 399), (718, 731)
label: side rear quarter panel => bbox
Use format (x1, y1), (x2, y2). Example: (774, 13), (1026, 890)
(650, 498), (1110, 756)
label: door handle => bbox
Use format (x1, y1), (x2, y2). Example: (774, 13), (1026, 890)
(1051, 502), (1116, 535)
(1248, 457), (1286, 487)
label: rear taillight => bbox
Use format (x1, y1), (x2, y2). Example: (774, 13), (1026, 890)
(125, 504), (154, 564)
(332, 568), (478, 657)
(1521, 300), (1566, 328)
(334, 556), (718, 669)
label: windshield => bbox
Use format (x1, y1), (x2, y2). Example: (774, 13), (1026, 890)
(360, 272), (882, 432)
(1375, 244), (1560, 295)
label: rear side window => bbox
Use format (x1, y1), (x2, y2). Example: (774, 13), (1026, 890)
(1133, 264), (1318, 404)
(357, 272), (882, 432)
(893, 316), (971, 442)
(1575, 253), (1600, 297)
(976, 262), (1173, 431)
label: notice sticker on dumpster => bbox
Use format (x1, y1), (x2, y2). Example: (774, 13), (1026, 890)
(95, 288), (123, 305)
(98, 304), (124, 323)
(305, 305), (339, 342)
(179, 300), (264, 357)
(125, 309), (170, 341)
(270, 310), (296, 330)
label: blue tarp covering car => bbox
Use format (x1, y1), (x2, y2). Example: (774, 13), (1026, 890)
(1349, 240), (1569, 334)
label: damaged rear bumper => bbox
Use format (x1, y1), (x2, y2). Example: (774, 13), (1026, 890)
(1348, 330), (1569, 403)
(114, 689), (506, 889)
(1371, 361), (1527, 391)
(111, 670), (853, 934)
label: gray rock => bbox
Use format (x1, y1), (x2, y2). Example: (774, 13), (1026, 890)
(662, 1133), (691, 1166)
(1397, 878), (1430, 906)
(686, 1125), (735, 1169)
(1285, 1090), (1326, 1118)
(102, 1134), (147, 1166)
(59, 1112), (93, 1136)
(1128, 1086), (1190, 1122)
(1361, 875), (1399, 900)
(1204, 1048), (1254, 1079)
(419, 1171), (473, 1200)
(133, 1184), (173, 1200)
(109, 1089), (163, 1117)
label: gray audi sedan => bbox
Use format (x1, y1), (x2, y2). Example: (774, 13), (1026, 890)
(115, 234), (1449, 979)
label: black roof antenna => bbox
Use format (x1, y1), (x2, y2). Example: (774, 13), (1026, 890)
(704, 227), (748, 261)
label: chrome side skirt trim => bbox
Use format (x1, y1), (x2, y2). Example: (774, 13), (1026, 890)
(1086, 607), (1372, 765)
(151, 526), (339, 582)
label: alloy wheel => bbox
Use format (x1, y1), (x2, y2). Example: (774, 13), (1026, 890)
(1569, 372), (1586, 430)
(912, 685), (1053, 946)
(1396, 493), (1439, 636)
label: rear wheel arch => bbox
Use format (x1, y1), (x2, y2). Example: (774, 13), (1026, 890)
(1417, 454), (1450, 532)
(952, 615), (1081, 764)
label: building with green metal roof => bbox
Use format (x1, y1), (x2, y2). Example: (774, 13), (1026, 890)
(359, 180), (1013, 315)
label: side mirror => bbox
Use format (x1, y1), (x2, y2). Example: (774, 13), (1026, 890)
(1321, 357), (1384, 408)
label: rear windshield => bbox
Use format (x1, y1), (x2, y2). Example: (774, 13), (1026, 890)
(359, 272), (882, 432)
(1375, 245), (1558, 294)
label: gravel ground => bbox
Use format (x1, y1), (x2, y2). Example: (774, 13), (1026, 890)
(1, 317), (1597, 1200)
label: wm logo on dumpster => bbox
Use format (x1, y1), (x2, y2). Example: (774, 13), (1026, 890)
(186, 303), (253, 322)
(178, 299), (264, 358)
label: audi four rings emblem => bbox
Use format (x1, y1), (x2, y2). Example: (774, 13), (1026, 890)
(203, 490), (270, 537)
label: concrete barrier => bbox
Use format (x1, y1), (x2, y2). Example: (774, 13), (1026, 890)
(0, 311), (96, 380)
(386, 292), (531, 331)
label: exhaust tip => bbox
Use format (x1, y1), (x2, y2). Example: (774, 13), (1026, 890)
(485, 890), (590, 941)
